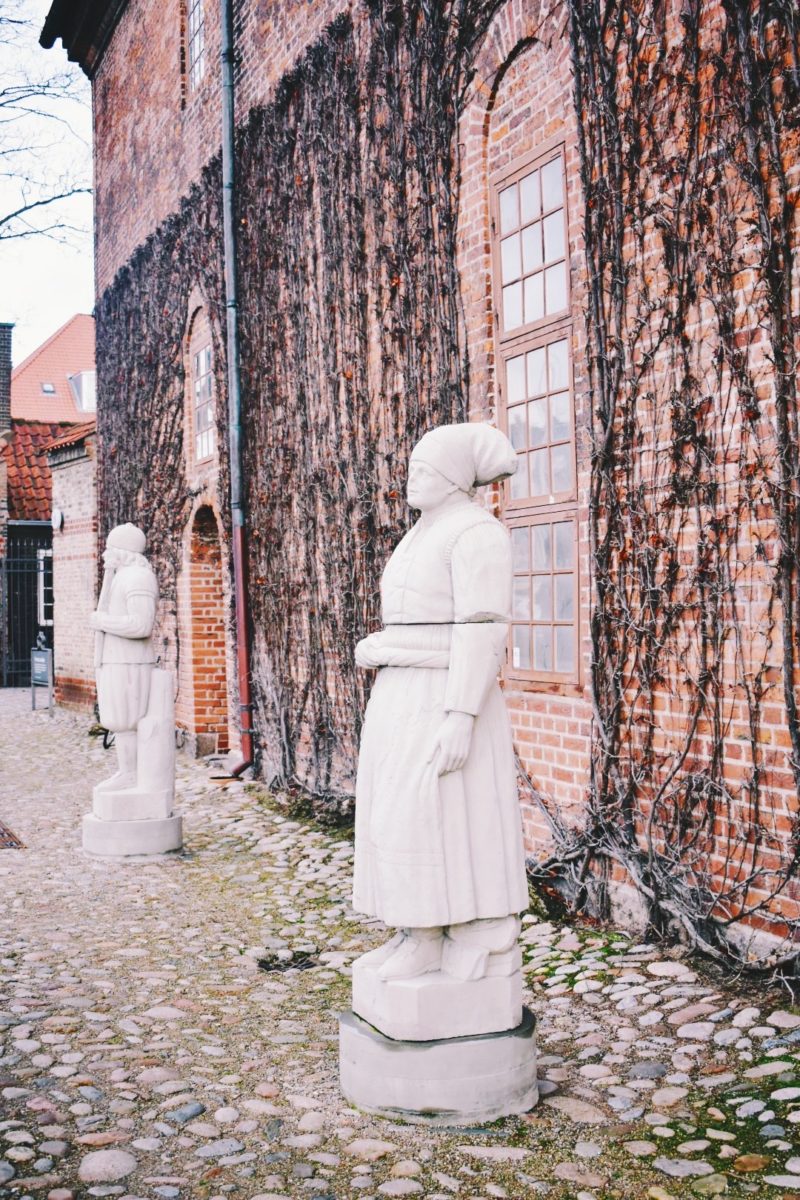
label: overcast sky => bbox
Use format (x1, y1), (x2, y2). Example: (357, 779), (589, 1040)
(0, 0), (94, 365)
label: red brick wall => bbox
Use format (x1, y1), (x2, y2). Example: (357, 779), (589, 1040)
(50, 439), (98, 710)
(188, 505), (229, 753)
(93, 0), (349, 294)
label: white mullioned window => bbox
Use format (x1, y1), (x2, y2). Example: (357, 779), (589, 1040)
(188, 0), (206, 90)
(493, 144), (579, 684)
(193, 343), (215, 461)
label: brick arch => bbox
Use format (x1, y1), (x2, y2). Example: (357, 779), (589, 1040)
(188, 503), (229, 754)
(456, 1), (572, 423)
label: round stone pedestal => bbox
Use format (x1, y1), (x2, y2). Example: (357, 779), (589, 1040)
(339, 1006), (537, 1125)
(82, 813), (183, 857)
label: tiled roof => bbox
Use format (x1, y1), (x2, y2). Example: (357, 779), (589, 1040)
(45, 419), (96, 453)
(11, 314), (95, 422)
(1, 421), (70, 521)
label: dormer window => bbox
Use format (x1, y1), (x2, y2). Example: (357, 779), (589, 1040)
(68, 370), (97, 412)
(41, 382), (55, 394)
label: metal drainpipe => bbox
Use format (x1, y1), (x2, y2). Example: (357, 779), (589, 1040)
(220, 0), (254, 773)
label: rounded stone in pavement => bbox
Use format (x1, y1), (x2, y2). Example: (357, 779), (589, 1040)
(78, 1149), (137, 1182)
(647, 962), (693, 978)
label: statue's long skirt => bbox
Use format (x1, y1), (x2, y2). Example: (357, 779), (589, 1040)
(352, 627), (529, 929)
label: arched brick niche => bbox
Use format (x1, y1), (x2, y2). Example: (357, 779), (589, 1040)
(188, 504), (229, 755)
(456, 1), (592, 855)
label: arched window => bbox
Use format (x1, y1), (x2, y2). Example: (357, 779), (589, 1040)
(187, 307), (215, 465)
(493, 144), (578, 682)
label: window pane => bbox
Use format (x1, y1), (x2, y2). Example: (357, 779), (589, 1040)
(510, 453), (528, 499)
(528, 399), (547, 448)
(543, 211), (565, 261)
(511, 526), (530, 572)
(501, 233), (521, 283)
(512, 576), (531, 620)
(534, 626), (553, 672)
(500, 185), (519, 235)
(508, 404), (526, 451)
(530, 448), (549, 496)
(551, 442), (572, 493)
(553, 521), (573, 570)
(545, 262), (567, 313)
(554, 573), (575, 621)
(512, 625), (531, 670)
(527, 347), (547, 396)
(541, 157), (563, 209)
(533, 576), (552, 621)
(550, 391), (570, 442)
(521, 223), (543, 273)
(503, 282), (523, 330)
(520, 170), (540, 222)
(524, 273), (544, 323)
(548, 338), (569, 389)
(507, 354), (526, 403)
(532, 524), (551, 570)
(555, 625), (574, 674)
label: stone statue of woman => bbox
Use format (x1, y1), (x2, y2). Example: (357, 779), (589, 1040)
(352, 422), (529, 984)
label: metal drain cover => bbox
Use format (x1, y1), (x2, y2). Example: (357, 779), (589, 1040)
(0, 821), (24, 849)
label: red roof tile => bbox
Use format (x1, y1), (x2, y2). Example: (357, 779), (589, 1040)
(45, 419), (96, 453)
(1, 421), (70, 521)
(11, 314), (95, 422)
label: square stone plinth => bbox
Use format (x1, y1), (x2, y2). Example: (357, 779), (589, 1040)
(339, 1007), (538, 1124)
(352, 955), (523, 1041)
(82, 813), (182, 857)
(92, 785), (173, 822)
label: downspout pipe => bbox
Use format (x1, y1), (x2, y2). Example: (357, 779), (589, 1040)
(220, 0), (254, 773)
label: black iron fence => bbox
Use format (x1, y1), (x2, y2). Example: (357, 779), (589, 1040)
(0, 525), (53, 687)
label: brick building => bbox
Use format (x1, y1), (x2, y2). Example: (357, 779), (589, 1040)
(40, 1), (800, 958)
(0, 316), (96, 687)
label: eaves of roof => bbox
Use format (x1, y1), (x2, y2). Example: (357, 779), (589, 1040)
(40, 0), (130, 79)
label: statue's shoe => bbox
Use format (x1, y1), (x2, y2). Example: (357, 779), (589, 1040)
(356, 930), (407, 969)
(377, 933), (444, 981)
(94, 771), (137, 793)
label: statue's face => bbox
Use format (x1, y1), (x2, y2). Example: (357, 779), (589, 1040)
(102, 546), (126, 569)
(407, 459), (457, 511)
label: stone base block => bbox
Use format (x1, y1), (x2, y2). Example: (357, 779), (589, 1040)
(339, 1007), (537, 1125)
(92, 785), (173, 823)
(353, 955), (523, 1041)
(82, 813), (183, 857)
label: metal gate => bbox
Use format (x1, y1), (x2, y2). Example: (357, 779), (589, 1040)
(0, 525), (53, 687)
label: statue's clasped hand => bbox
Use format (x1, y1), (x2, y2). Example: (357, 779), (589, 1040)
(428, 711), (475, 775)
(355, 632), (385, 669)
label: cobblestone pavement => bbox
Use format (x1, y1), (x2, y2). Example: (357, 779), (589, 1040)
(1, 689), (799, 1200)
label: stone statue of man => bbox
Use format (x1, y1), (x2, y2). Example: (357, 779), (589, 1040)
(89, 523), (159, 792)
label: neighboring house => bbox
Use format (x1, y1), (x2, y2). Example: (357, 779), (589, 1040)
(39, 2), (800, 953)
(0, 315), (96, 687)
(46, 421), (98, 710)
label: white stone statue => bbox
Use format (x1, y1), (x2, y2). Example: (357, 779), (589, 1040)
(340, 424), (537, 1121)
(90, 523), (159, 789)
(352, 422), (529, 979)
(82, 523), (182, 856)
